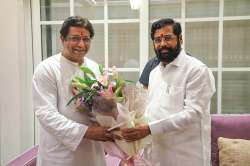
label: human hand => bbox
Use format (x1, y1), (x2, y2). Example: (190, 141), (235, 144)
(84, 126), (116, 142)
(121, 124), (151, 142)
(84, 125), (122, 141)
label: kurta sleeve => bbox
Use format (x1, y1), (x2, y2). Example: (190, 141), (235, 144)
(149, 66), (216, 135)
(33, 64), (88, 151)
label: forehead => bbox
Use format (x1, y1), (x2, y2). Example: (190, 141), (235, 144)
(154, 25), (174, 37)
(68, 26), (90, 36)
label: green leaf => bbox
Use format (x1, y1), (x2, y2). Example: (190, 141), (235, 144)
(80, 66), (96, 79)
(72, 82), (91, 90)
(125, 79), (135, 84)
(72, 77), (80, 83)
(116, 97), (124, 102)
(115, 85), (123, 97)
(116, 79), (125, 89)
(98, 64), (104, 75)
(85, 79), (97, 86)
(66, 90), (89, 106)
(74, 76), (86, 84)
(75, 76), (97, 87)
(84, 72), (91, 81)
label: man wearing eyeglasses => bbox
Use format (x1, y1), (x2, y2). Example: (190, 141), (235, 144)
(122, 18), (216, 166)
(33, 16), (113, 166)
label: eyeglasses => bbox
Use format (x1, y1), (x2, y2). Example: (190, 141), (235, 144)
(153, 35), (176, 44)
(66, 36), (91, 44)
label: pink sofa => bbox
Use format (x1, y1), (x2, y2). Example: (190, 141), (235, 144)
(5, 146), (120, 166)
(211, 114), (250, 166)
(6, 114), (250, 166)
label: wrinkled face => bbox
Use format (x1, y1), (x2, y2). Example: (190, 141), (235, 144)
(153, 25), (181, 63)
(61, 26), (91, 64)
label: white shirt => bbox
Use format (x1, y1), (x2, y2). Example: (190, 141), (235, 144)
(33, 53), (106, 166)
(147, 50), (216, 166)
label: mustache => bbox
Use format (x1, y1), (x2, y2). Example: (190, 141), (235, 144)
(157, 47), (173, 53)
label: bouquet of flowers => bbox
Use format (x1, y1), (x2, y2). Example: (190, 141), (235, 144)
(67, 65), (151, 164)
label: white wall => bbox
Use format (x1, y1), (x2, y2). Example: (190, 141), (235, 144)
(0, 0), (34, 165)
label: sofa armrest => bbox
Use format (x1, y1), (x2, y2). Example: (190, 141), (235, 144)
(5, 145), (38, 166)
(211, 114), (250, 166)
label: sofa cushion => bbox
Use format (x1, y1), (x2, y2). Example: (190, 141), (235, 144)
(211, 115), (250, 166)
(218, 137), (250, 166)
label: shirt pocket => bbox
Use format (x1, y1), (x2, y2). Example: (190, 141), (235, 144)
(160, 85), (184, 111)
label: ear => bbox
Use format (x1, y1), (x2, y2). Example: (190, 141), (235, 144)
(60, 36), (65, 43)
(179, 35), (183, 44)
(153, 42), (157, 49)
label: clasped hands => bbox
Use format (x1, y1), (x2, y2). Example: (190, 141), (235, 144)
(84, 124), (151, 142)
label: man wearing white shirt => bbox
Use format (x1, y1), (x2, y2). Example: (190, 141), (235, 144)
(33, 16), (114, 166)
(122, 18), (216, 166)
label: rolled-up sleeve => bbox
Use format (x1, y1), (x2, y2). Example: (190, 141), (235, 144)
(149, 66), (216, 135)
(33, 64), (88, 151)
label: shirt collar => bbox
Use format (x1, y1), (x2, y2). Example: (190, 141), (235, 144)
(61, 53), (85, 67)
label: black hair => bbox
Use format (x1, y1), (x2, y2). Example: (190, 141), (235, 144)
(151, 18), (182, 40)
(60, 16), (94, 39)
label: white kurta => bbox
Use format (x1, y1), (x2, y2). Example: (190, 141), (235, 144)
(33, 53), (106, 166)
(147, 50), (216, 166)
